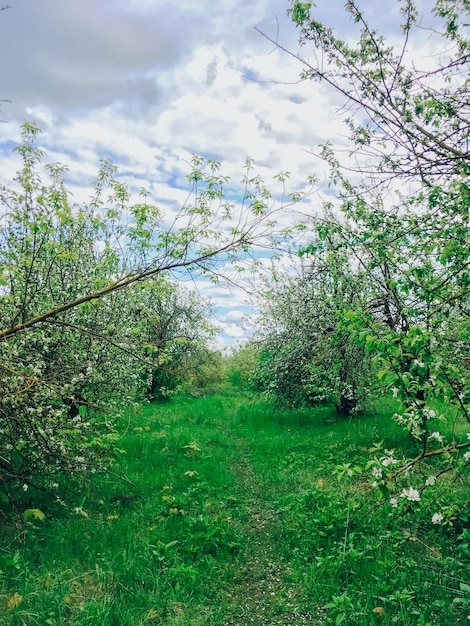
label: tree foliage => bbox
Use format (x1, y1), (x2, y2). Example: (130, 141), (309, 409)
(0, 122), (291, 505)
(259, 0), (470, 512)
(133, 278), (216, 400)
(254, 225), (374, 414)
(223, 342), (260, 392)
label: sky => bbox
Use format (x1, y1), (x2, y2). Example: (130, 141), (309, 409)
(0, 0), (446, 346)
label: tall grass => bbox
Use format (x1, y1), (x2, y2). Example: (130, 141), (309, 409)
(1, 392), (469, 625)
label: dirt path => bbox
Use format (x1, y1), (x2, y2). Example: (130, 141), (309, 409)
(221, 435), (322, 626)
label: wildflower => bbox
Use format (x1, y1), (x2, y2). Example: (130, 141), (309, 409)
(463, 451), (470, 463)
(401, 487), (420, 502)
(22, 483), (28, 491)
(425, 476), (436, 486)
(390, 497), (398, 508)
(432, 512), (444, 525)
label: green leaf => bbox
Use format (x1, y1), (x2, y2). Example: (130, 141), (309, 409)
(23, 508), (46, 522)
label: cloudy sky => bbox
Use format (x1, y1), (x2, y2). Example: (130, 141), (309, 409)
(0, 0), (443, 345)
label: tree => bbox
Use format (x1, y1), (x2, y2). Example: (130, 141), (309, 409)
(134, 277), (216, 400)
(0, 122), (295, 505)
(0, 143), (144, 500)
(223, 342), (260, 391)
(179, 347), (226, 395)
(261, 0), (470, 512)
(286, 0), (470, 185)
(254, 224), (374, 414)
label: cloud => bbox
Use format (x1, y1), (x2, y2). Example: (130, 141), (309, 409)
(1, 1), (208, 117)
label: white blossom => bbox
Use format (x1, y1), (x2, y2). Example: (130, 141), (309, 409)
(428, 431), (443, 444)
(372, 466), (383, 479)
(432, 513), (444, 524)
(423, 407), (436, 420)
(401, 487), (420, 502)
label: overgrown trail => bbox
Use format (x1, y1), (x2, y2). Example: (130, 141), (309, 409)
(2, 394), (464, 625)
(221, 427), (322, 626)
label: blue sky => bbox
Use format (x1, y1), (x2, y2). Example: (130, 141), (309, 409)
(0, 0), (443, 345)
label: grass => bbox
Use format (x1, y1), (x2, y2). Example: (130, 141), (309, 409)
(0, 392), (469, 625)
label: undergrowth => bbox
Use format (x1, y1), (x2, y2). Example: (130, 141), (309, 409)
(0, 393), (469, 625)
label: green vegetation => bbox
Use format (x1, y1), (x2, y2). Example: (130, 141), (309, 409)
(1, 1), (470, 623)
(254, 0), (470, 503)
(0, 125), (296, 505)
(1, 391), (469, 625)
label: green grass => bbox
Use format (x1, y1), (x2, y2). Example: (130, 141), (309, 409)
(1, 393), (469, 625)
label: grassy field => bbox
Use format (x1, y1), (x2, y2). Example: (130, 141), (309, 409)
(1, 392), (469, 625)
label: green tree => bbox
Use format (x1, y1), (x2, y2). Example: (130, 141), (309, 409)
(277, 0), (470, 507)
(254, 227), (373, 414)
(223, 342), (260, 391)
(0, 122), (294, 504)
(179, 347), (225, 395)
(133, 278), (216, 400)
